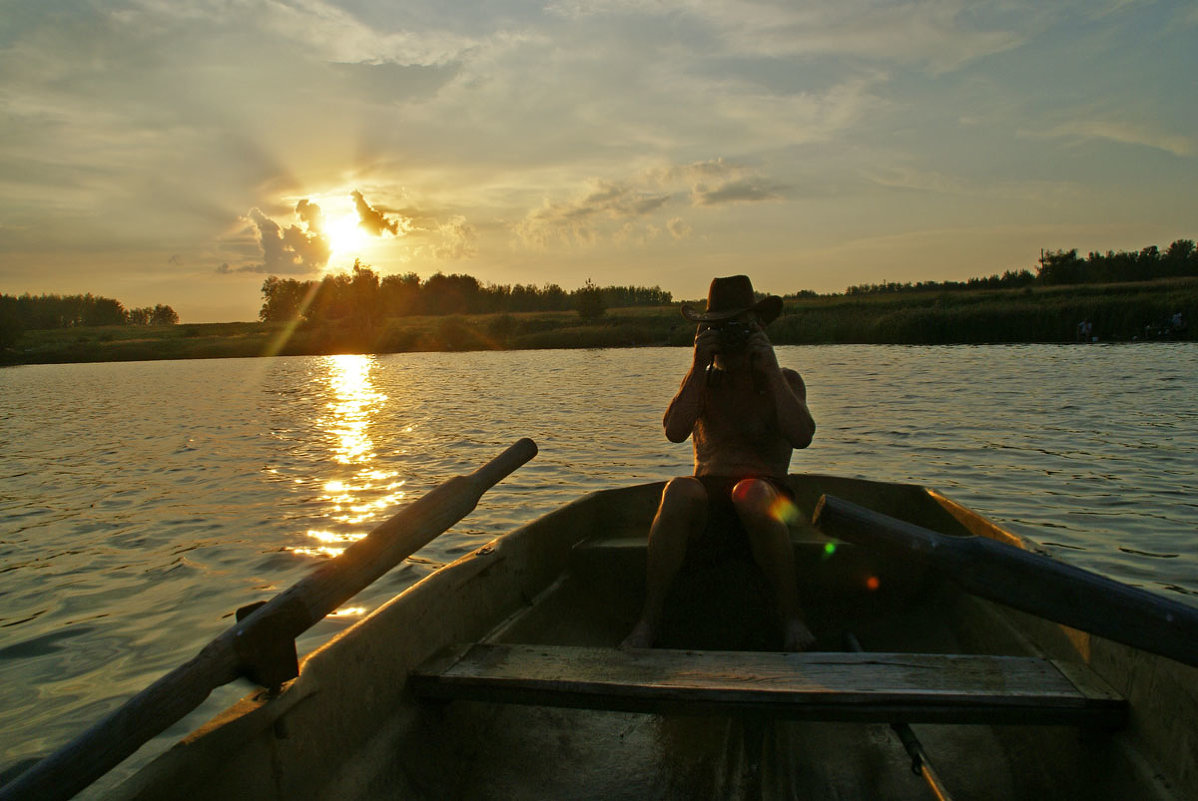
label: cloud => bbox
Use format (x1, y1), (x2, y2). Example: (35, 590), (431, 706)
(514, 179), (674, 248)
(692, 177), (786, 206)
(862, 164), (1085, 206)
(222, 201), (331, 274)
(251, 0), (478, 67)
(514, 159), (790, 247)
(647, 158), (741, 185)
(428, 216), (478, 260)
(667, 217), (692, 240)
(546, 0), (1022, 73)
(295, 198), (325, 233)
(1019, 119), (1193, 158)
(648, 158), (790, 206)
(863, 166), (972, 195)
(352, 189), (408, 236)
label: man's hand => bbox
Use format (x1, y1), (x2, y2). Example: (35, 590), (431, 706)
(745, 329), (781, 373)
(692, 327), (721, 368)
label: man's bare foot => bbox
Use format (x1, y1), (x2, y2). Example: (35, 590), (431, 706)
(620, 619), (656, 649)
(782, 618), (816, 652)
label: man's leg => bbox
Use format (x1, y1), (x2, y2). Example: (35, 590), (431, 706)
(731, 478), (815, 651)
(621, 477), (708, 648)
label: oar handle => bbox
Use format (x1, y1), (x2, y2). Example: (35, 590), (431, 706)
(814, 494), (1198, 668)
(469, 437), (538, 489)
(0, 438), (539, 801)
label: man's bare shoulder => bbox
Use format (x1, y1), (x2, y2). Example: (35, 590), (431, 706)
(781, 367), (807, 399)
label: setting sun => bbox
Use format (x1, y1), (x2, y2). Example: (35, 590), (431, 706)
(325, 210), (369, 261)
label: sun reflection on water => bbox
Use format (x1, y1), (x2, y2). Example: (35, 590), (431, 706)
(290, 354), (407, 562)
(326, 354), (386, 464)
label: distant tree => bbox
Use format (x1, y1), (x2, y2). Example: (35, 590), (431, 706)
(127, 306), (152, 325)
(81, 294), (127, 326)
(597, 284), (673, 307)
(0, 295), (23, 350)
(536, 283), (569, 311)
(575, 278), (607, 320)
(151, 304), (179, 325)
(1165, 238), (1195, 262)
(1164, 239), (1196, 277)
(259, 276), (312, 322)
(379, 272), (421, 316)
(422, 272), (484, 315)
(1036, 249), (1084, 285)
(347, 261), (380, 329)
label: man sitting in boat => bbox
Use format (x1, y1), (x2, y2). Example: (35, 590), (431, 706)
(622, 275), (817, 651)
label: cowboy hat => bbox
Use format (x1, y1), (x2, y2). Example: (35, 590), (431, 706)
(680, 275), (783, 324)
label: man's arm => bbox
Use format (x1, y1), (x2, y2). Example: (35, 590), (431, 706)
(748, 332), (816, 449)
(663, 328), (718, 442)
(771, 368), (815, 449)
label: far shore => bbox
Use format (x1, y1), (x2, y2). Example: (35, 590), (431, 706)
(3, 279), (1193, 366)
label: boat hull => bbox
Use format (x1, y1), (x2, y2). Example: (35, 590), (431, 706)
(112, 476), (1196, 801)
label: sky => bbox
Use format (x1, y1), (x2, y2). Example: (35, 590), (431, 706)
(1, 0), (1195, 322)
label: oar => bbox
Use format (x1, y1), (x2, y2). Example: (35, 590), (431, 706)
(813, 494), (1198, 668)
(0, 438), (538, 801)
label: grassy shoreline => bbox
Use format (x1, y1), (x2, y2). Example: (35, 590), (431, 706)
(4, 279), (1194, 366)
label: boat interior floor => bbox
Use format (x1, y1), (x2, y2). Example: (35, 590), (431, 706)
(386, 548), (1159, 801)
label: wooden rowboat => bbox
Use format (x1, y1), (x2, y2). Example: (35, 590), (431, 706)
(30, 474), (1198, 800)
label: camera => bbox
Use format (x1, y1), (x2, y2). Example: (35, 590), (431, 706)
(709, 320), (754, 351)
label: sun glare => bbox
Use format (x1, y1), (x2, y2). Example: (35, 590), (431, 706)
(326, 210), (369, 260)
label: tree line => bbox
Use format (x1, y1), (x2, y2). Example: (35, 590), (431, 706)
(1, 293), (178, 331)
(1036, 239), (1197, 285)
(258, 262), (673, 323)
(845, 239), (1197, 296)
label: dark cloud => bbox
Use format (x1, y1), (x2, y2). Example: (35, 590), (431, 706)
(574, 182), (672, 219)
(295, 198), (325, 233)
(221, 201), (331, 274)
(352, 190), (405, 236)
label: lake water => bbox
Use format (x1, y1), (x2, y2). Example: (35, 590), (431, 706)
(2, 344), (1196, 793)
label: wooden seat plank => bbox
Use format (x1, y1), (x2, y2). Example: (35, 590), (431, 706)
(411, 644), (1126, 728)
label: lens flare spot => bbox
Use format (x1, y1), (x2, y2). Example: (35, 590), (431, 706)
(865, 576), (880, 591)
(730, 479), (802, 526)
(768, 495), (801, 526)
(822, 542), (837, 560)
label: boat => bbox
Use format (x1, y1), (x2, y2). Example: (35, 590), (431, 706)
(5, 445), (1197, 801)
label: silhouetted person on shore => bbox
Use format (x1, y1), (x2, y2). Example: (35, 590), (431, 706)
(622, 276), (817, 651)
